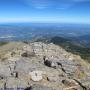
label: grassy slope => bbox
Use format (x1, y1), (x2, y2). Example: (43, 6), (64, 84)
(0, 42), (8, 46)
(49, 37), (90, 62)
(0, 37), (90, 62)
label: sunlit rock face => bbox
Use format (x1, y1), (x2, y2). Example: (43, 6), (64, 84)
(0, 42), (90, 90)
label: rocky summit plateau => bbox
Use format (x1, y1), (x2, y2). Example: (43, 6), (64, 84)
(0, 42), (90, 90)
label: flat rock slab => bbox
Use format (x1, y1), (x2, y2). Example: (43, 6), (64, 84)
(0, 65), (11, 77)
(6, 77), (29, 89)
(15, 58), (36, 74)
(25, 84), (53, 90)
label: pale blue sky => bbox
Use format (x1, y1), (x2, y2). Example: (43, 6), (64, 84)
(0, 0), (90, 24)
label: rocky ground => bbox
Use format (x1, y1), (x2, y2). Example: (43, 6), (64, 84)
(0, 42), (90, 90)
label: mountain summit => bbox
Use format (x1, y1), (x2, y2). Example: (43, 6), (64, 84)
(0, 42), (90, 90)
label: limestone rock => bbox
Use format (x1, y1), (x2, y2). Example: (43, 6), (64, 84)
(15, 58), (36, 74)
(0, 80), (6, 88)
(21, 51), (35, 57)
(47, 76), (59, 82)
(25, 84), (53, 90)
(44, 60), (57, 68)
(5, 77), (29, 89)
(6, 77), (20, 88)
(62, 79), (82, 90)
(62, 79), (79, 86)
(0, 42), (90, 90)
(0, 65), (11, 77)
(29, 71), (43, 82)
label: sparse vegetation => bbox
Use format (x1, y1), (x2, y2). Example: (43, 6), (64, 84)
(0, 42), (8, 46)
(37, 36), (90, 62)
(49, 37), (90, 62)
